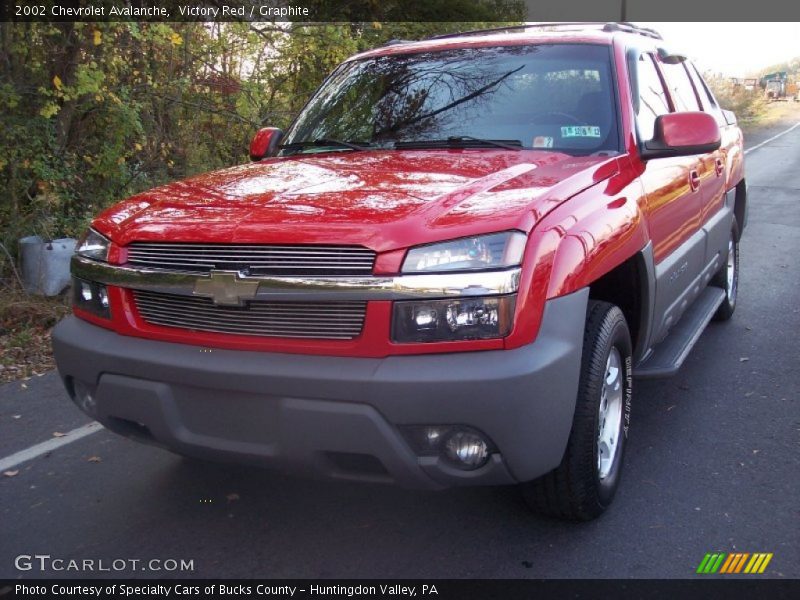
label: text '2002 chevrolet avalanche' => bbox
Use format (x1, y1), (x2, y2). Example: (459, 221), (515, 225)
(54, 23), (746, 520)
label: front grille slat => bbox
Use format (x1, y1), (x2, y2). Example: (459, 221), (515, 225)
(134, 290), (366, 340)
(126, 242), (376, 276)
(136, 306), (365, 325)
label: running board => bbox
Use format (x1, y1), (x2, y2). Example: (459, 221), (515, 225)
(634, 287), (726, 379)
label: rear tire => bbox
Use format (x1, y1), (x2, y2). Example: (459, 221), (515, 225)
(711, 218), (739, 321)
(521, 301), (633, 521)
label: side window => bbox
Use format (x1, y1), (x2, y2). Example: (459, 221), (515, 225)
(688, 64), (727, 126)
(660, 61), (701, 112)
(634, 53), (670, 142)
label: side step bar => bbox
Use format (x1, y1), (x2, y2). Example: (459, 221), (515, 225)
(634, 286), (726, 379)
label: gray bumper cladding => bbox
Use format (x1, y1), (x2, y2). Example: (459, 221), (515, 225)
(52, 289), (588, 490)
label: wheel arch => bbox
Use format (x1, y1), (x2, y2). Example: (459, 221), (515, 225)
(587, 243), (655, 363)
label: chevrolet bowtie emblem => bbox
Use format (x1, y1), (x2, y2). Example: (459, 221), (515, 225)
(193, 271), (260, 306)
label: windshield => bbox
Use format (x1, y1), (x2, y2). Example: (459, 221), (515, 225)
(280, 44), (619, 156)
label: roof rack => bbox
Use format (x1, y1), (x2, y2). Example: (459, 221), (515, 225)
(428, 22), (662, 41)
(602, 22), (662, 40)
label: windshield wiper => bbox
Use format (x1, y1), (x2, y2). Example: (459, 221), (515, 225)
(395, 137), (522, 151)
(279, 138), (371, 153)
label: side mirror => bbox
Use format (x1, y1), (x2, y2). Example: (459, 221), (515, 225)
(641, 112), (720, 159)
(249, 127), (283, 161)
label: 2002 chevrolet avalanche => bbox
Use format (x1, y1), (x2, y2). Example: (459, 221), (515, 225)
(53, 23), (746, 520)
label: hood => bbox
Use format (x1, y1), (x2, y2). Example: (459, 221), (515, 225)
(95, 150), (619, 252)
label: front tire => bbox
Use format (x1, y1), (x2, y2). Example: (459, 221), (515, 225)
(522, 301), (633, 521)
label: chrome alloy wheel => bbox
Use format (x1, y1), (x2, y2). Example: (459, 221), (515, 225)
(597, 347), (624, 480)
(726, 236), (738, 304)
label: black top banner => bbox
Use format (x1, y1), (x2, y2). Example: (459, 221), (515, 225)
(3, 0), (800, 22)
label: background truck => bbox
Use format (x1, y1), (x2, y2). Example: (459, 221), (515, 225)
(762, 71), (789, 100)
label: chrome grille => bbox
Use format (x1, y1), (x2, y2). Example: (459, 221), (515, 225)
(133, 290), (366, 339)
(126, 243), (376, 275)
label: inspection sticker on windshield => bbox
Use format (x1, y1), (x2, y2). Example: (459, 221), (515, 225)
(533, 136), (554, 148)
(561, 125), (601, 138)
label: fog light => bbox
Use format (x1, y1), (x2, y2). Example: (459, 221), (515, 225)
(399, 425), (495, 471)
(443, 430), (490, 469)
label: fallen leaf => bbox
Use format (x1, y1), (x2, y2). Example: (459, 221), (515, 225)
(87, 456), (102, 463)
(667, 405), (676, 411)
(53, 75), (63, 90)
(3, 470), (19, 477)
(12, 415), (21, 419)
(93, 30), (102, 45)
(52, 432), (66, 437)
(752, 450), (760, 454)
(739, 357), (749, 362)
(21, 383), (27, 389)
(226, 493), (240, 502)
(745, 392), (755, 397)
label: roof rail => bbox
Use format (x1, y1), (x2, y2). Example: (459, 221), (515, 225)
(427, 22), (662, 41)
(601, 22), (662, 40)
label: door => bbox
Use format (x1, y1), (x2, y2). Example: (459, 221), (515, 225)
(633, 52), (706, 343)
(687, 62), (733, 267)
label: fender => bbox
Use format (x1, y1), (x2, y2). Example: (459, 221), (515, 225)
(505, 159), (651, 350)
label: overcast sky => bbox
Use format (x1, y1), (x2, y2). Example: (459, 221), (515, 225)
(636, 22), (800, 76)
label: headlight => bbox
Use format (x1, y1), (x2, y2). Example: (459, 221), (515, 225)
(72, 277), (110, 319)
(402, 231), (526, 273)
(392, 295), (516, 343)
(76, 228), (111, 262)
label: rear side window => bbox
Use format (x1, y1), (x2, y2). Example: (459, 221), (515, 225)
(660, 61), (701, 112)
(688, 64), (726, 125)
(634, 53), (670, 142)
(688, 65), (716, 110)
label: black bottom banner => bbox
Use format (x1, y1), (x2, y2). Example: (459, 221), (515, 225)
(1, 579), (798, 600)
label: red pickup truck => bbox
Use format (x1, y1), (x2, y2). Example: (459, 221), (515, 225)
(53, 23), (746, 520)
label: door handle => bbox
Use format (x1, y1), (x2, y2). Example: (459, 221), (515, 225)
(689, 169), (701, 192)
(714, 158), (724, 177)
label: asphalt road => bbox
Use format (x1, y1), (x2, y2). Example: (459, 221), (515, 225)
(1, 124), (799, 581)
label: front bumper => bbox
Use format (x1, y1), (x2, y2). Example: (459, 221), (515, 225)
(52, 289), (588, 490)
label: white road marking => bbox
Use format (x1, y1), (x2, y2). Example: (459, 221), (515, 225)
(744, 121), (800, 155)
(0, 422), (103, 472)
